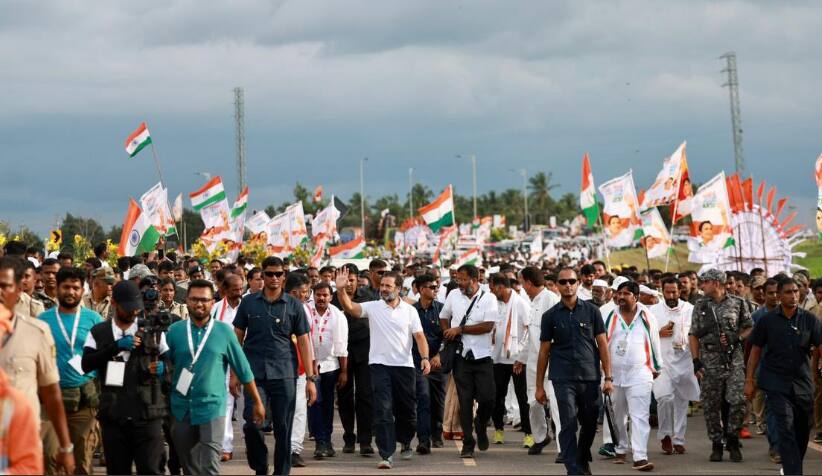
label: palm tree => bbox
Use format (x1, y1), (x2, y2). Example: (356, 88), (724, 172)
(528, 171), (559, 224)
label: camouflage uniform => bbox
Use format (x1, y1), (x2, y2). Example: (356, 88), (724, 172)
(33, 290), (57, 310)
(690, 293), (753, 443)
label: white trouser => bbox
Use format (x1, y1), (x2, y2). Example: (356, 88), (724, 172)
(612, 383), (652, 462)
(223, 378), (234, 453)
(291, 376), (307, 454)
(656, 392), (689, 445)
(526, 361), (561, 452)
(505, 381), (520, 426)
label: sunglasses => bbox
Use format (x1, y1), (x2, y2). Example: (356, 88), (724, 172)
(558, 279), (578, 286)
(422, 285), (438, 290)
(264, 270), (285, 278)
(374, 270), (386, 276)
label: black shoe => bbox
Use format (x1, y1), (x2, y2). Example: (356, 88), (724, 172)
(528, 438), (549, 455)
(291, 453), (306, 468)
(580, 462), (592, 475)
(416, 442), (431, 455)
(460, 444), (475, 458)
(709, 442), (723, 462)
(726, 438), (742, 463)
(432, 439), (444, 449)
(313, 442), (326, 460)
(476, 428), (490, 451)
(555, 453), (564, 464)
(360, 444), (375, 456)
(323, 443), (336, 458)
(342, 442), (355, 454)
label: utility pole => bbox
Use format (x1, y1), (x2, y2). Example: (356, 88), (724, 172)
(456, 154), (478, 219)
(408, 167), (414, 220)
(521, 168), (529, 232)
(360, 158), (368, 237)
(720, 52), (745, 176)
(234, 87), (246, 196)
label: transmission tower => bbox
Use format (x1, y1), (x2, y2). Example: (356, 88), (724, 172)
(234, 87), (246, 195)
(720, 52), (745, 176)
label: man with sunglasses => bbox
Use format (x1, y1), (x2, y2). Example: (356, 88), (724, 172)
(745, 277), (822, 475)
(412, 273), (446, 453)
(233, 257), (318, 476)
(535, 267), (612, 476)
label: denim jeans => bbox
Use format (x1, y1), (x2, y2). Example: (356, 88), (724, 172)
(243, 378), (297, 475)
(370, 364), (416, 460)
(308, 370), (339, 444)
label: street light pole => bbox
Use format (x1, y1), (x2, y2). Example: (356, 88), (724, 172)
(456, 154), (478, 219)
(408, 167), (414, 220)
(521, 168), (529, 232)
(360, 158), (368, 237)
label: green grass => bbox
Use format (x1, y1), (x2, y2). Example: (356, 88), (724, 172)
(795, 239), (822, 276)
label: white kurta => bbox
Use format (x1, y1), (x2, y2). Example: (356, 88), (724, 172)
(648, 300), (700, 402)
(491, 292), (530, 365)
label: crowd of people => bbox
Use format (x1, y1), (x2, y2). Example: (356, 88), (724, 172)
(0, 238), (820, 475)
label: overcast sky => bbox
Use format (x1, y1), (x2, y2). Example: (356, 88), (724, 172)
(2, 0), (821, 236)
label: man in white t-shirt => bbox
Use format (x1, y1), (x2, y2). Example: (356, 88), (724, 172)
(439, 264), (499, 459)
(335, 268), (431, 470)
(211, 274), (244, 462)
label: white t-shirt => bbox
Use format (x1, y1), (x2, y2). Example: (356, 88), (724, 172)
(440, 288), (499, 360)
(360, 300), (422, 368)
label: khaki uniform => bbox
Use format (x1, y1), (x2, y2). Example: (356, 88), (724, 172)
(81, 293), (112, 320)
(0, 314), (62, 474)
(34, 290), (58, 310)
(163, 300), (189, 320)
(14, 292), (46, 320)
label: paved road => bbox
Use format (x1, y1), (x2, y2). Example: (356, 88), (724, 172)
(219, 409), (822, 475)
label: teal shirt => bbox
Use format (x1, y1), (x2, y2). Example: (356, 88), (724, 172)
(39, 307), (104, 388)
(166, 318), (254, 425)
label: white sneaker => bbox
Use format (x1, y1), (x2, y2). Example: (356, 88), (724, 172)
(378, 457), (393, 469)
(401, 445), (413, 460)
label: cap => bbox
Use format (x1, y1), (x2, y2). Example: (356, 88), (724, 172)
(188, 265), (203, 276)
(699, 269), (726, 284)
(27, 257), (40, 268)
(129, 264), (155, 281)
(611, 275), (630, 290)
(639, 285), (658, 297)
(592, 279), (609, 288)
(92, 267), (115, 284)
(751, 276), (767, 289)
(112, 281), (144, 313)
(792, 272), (809, 285)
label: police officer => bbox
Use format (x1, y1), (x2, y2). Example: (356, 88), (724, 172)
(82, 280), (169, 474)
(689, 269), (753, 462)
(535, 267), (613, 475)
(233, 256), (318, 476)
(745, 277), (822, 475)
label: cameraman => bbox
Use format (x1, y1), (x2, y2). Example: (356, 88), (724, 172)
(82, 280), (170, 474)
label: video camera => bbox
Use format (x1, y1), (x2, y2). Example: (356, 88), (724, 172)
(136, 285), (173, 403)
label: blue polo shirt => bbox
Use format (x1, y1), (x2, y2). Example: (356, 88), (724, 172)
(166, 318), (254, 425)
(39, 307), (104, 388)
(540, 299), (605, 382)
(233, 291), (310, 380)
(412, 299), (444, 367)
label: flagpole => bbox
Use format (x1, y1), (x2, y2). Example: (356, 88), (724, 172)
(149, 141), (182, 245)
(642, 239), (652, 274)
(595, 213), (612, 272)
(757, 197), (769, 276)
(664, 163), (686, 273)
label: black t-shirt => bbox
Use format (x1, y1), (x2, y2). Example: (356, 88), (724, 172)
(749, 307), (822, 396)
(540, 299), (606, 382)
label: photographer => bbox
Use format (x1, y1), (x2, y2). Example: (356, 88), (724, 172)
(82, 280), (170, 474)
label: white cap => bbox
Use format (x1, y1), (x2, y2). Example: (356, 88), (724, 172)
(611, 275), (630, 290)
(27, 257), (41, 268)
(592, 279), (609, 288)
(639, 284), (658, 297)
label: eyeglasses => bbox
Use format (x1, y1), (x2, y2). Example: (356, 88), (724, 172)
(558, 279), (578, 286)
(188, 297), (213, 304)
(264, 270), (285, 278)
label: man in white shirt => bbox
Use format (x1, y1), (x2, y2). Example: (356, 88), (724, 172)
(602, 280), (662, 471)
(307, 282), (348, 460)
(650, 277), (699, 455)
(488, 273), (532, 447)
(515, 266), (561, 458)
(212, 274), (244, 462)
(335, 268), (430, 470)
(439, 264), (499, 459)
(576, 264), (596, 301)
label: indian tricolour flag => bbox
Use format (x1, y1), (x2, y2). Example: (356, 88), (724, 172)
(124, 122), (152, 158)
(231, 186), (249, 218)
(329, 236), (365, 259)
(453, 247), (482, 268)
(419, 185), (455, 233)
(190, 177), (227, 212)
(118, 199), (161, 256)
(580, 154), (599, 228)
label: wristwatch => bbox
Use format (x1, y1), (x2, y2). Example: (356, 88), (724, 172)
(58, 443), (74, 454)
(307, 375), (319, 384)
(420, 357), (430, 361)
(604, 376), (614, 382)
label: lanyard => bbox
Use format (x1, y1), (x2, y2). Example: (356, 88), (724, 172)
(309, 306), (331, 343)
(54, 306), (81, 352)
(186, 318), (215, 369)
(618, 312), (639, 337)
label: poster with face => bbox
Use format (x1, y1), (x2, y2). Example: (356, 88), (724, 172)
(687, 172), (734, 264)
(640, 208), (672, 259)
(641, 141), (687, 210)
(599, 171), (641, 249)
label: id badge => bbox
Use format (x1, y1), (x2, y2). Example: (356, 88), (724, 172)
(673, 342), (685, 351)
(105, 361), (126, 387)
(68, 355), (85, 375)
(176, 368), (195, 396)
(616, 340), (627, 357)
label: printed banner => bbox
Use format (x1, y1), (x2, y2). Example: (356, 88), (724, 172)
(599, 171), (642, 249)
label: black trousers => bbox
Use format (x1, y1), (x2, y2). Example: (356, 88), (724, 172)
(370, 364), (417, 460)
(338, 348), (374, 446)
(492, 363), (531, 434)
(766, 390), (813, 475)
(244, 378), (296, 476)
(162, 416), (182, 474)
(453, 356), (496, 447)
(554, 381), (602, 475)
(415, 369), (445, 444)
(100, 418), (165, 475)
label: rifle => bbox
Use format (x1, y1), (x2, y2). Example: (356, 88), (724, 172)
(706, 304), (735, 370)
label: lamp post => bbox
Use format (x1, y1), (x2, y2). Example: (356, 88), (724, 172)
(456, 154), (478, 219)
(509, 168), (529, 232)
(360, 157), (368, 237)
(408, 167), (414, 220)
